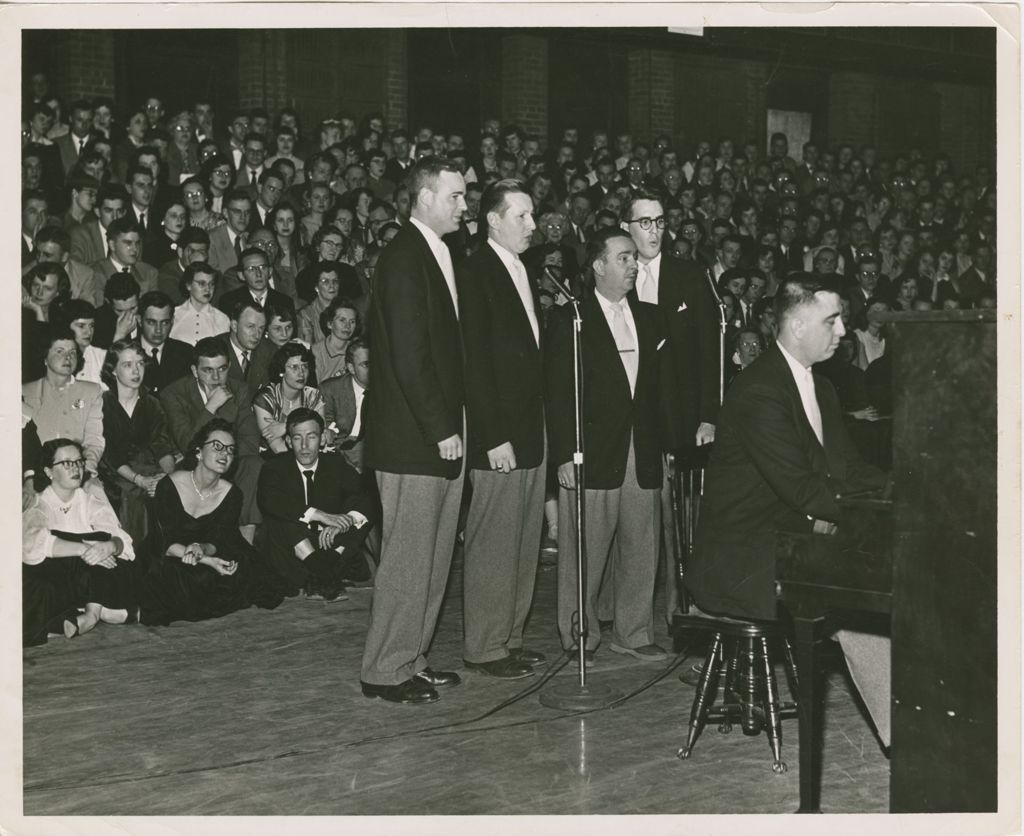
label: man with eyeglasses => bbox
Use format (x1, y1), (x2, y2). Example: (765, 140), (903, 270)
(849, 256), (885, 326)
(160, 336), (263, 540)
(623, 191), (720, 620)
(218, 245), (294, 320)
(219, 109), (250, 171)
(236, 134), (268, 191)
(207, 189), (252, 274)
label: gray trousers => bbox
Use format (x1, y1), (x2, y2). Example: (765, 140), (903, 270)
(835, 629), (892, 747)
(360, 467), (465, 685)
(556, 439), (661, 652)
(462, 460), (546, 663)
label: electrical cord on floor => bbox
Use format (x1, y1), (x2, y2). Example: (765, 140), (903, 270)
(25, 640), (700, 794)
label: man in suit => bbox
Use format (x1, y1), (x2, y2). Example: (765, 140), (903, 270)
(29, 226), (103, 307)
(456, 180), (546, 681)
(125, 166), (156, 236)
(249, 169), (284, 230)
(207, 189), (251, 274)
(157, 226), (210, 305)
(159, 336), (263, 539)
(70, 184), (126, 266)
(321, 337), (369, 473)
(360, 157), (468, 705)
(384, 129), (413, 185)
(92, 273), (141, 349)
(21, 190), (49, 267)
(137, 290), (191, 394)
(624, 191), (720, 619)
(257, 409), (376, 600)
(546, 227), (675, 664)
(235, 133), (267, 191)
(89, 216), (158, 300)
(55, 99), (94, 176)
(217, 247), (294, 321)
(685, 274), (891, 744)
(219, 110), (250, 171)
(212, 298), (275, 401)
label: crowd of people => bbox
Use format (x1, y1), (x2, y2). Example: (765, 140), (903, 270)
(21, 75), (997, 712)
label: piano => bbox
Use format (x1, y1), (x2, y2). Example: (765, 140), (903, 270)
(776, 309), (997, 813)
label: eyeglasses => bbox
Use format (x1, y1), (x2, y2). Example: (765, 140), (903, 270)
(52, 458), (85, 470)
(628, 216), (666, 230)
(243, 264), (269, 274)
(203, 440), (236, 454)
(212, 168), (232, 177)
(284, 362), (309, 373)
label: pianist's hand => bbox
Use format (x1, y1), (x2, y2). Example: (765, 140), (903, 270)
(812, 519), (838, 535)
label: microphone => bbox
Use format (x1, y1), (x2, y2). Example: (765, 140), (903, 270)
(543, 266), (579, 304)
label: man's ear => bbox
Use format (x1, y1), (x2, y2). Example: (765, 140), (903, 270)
(190, 364), (198, 380)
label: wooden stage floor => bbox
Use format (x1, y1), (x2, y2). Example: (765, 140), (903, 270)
(23, 550), (890, 816)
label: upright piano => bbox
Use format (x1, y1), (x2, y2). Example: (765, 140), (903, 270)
(776, 309), (998, 812)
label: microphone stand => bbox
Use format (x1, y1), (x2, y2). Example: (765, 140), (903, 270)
(539, 268), (623, 710)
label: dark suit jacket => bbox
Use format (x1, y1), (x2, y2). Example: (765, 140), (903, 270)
(216, 286), (295, 320)
(630, 255), (720, 463)
(142, 338), (193, 394)
(71, 220), (106, 267)
(320, 373), (364, 470)
(207, 224), (243, 274)
(257, 451), (375, 546)
(89, 258), (159, 301)
(686, 344), (886, 620)
(456, 243), (545, 472)
(158, 373), (261, 458)
(211, 332), (276, 401)
(157, 259), (186, 304)
(363, 221), (465, 478)
(544, 292), (671, 490)
(56, 132), (88, 175)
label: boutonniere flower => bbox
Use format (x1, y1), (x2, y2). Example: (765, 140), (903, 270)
(72, 399), (85, 410)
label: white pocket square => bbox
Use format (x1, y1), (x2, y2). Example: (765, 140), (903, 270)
(677, 303), (688, 312)
(657, 339), (667, 351)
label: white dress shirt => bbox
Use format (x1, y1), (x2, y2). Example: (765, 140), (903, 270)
(410, 215), (458, 315)
(487, 238), (540, 345)
(170, 298), (230, 345)
(778, 341), (824, 447)
(595, 290), (639, 395)
(636, 253), (662, 305)
(349, 377), (367, 439)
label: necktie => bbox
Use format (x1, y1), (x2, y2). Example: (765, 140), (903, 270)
(240, 350), (250, 378)
(121, 266), (131, 274)
(250, 168), (258, 184)
(150, 347), (159, 363)
(510, 258), (540, 346)
(138, 212), (146, 232)
(609, 301), (638, 394)
(637, 263), (656, 304)
(234, 234), (243, 259)
(302, 469), (315, 505)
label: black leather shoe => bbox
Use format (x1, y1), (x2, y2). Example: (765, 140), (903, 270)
(413, 667), (462, 688)
(464, 657), (534, 680)
(361, 679), (439, 704)
(509, 648), (546, 665)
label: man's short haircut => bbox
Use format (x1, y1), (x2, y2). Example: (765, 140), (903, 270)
(719, 233), (744, 251)
(127, 165), (154, 184)
(69, 98), (94, 115)
(257, 168), (284, 187)
(139, 290), (174, 316)
(183, 261), (216, 286)
(68, 174), (100, 194)
(345, 336), (369, 366)
(405, 156), (461, 201)
(285, 407), (324, 436)
(242, 132), (266, 148)
(104, 273), (141, 303)
(239, 246), (269, 266)
(230, 297), (266, 323)
(319, 297), (361, 337)
(479, 178), (528, 221)
(105, 216), (143, 241)
(593, 208), (618, 227)
(22, 188), (48, 209)
(178, 226), (211, 249)
(623, 188), (666, 222)
(192, 335), (230, 367)
(34, 225), (70, 252)
(774, 273), (834, 326)
(98, 183), (127, 207)
(225, 188), (253, 206)
(585, 226), (633, 272)
(264, 300), (296, 325)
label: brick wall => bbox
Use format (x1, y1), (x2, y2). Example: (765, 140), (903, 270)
(628, 48), (676, 143)
(501, 34), (548, 138)
(384, 30), (407, 132)
(238, 32), (289, 113)
(53, 31), (115, 102)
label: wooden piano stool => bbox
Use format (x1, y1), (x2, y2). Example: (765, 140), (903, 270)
(675, 613), (799, 774)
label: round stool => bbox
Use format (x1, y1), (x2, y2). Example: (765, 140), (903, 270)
(675, 613), (799, 773)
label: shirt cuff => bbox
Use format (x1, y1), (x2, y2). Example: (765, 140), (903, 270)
(348, 511), (368, 529)
(300, 507), (316, 525)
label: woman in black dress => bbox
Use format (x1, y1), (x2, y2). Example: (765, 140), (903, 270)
(137, 419), (283, 625)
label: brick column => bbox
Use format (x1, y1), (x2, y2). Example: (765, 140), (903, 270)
(237, 31), (289, 112)
(628, 48), (675, 144)
(827, 72), (877, 149)
(53, 31), (115, 101)
(384, 31), (408, 131)
(501, 34), (548, 138)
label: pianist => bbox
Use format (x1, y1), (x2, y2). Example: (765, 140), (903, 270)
(686, 274), (892, 746)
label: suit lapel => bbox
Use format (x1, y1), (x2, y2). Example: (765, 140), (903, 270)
(771, 348), (828, 471)
(483, 246), (540, 354)
(815, 375), (847, 482)
(408, 224), (458, 322)
(586, 293), (631, 399)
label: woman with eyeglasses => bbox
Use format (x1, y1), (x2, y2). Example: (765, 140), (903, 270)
(22, 438), (136, 646)
(181, 176), (226, 232)
(166, 111), (200, 187)
(98, 340), (176, 548)
(252, 343), (324, 454)
(134, 419), (283, 626)
(199, 154), (235, 216)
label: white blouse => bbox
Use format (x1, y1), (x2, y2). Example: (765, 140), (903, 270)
(22, 485), (135, 566)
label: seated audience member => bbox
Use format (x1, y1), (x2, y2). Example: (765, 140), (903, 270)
(228, 226), (299, 303)
(296, 228), (363, 304)
(157, 225), (212, 305)
(853, 298), (890, 371)
(22, 438), (136, 646)
(206, 188), (251, 274)
(158, 336), (264, 541)
(890, 275), (919, 312)
(726, 326), (764, 389)
(23, 329), (105, 480)
(57, 299), (106, 387)
(257, 408), (375, 599)
(253, 342), (325, 454)
(21, 188), (51, 267)
(92, 273), (141, 349)
(311, 297), (360, 382)
(268, 202), (305, 295)
(320, 337), (369, 471)
(298, 184), (335, 248)
(98, 339), (176, 545)
(182, 176), (226, 232)
(264, 301), (308, 349)
(23, 261), (71, 325)
(296, 261), (344, 343)
(28, 226), (103, 307)
(146, 201), (188, 269)
(217, 245), (295, 318)
(69, 183), (127, 266)
(170, 262), (230, 346)
(90, 216), (158, 300)
(136, 290), (193, 393)
(212, 298), (276, 398)
(133, 419), (283, 626)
